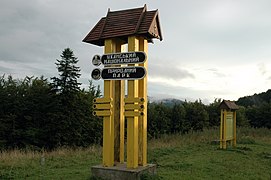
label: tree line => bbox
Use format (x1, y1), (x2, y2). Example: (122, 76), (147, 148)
(0, 48), (270, 150)
(0, 48), (102, 150)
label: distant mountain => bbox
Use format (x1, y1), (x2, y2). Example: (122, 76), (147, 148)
(236, 89), (271, 107)
(150, 98), (184, 107)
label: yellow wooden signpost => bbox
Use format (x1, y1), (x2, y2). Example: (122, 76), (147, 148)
(219, 100), (239, 149)
(83, 5), (162, 175)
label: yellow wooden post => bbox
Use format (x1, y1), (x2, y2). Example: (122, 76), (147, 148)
(220, 109), (223, 149)
(138, 37), (148, 166)
(127, 36), (139, 168)
(103, 39), (115, 167)
(114, 40), (125, 163)
(223, 110), (227, 149)
(233, 111), (237, 147)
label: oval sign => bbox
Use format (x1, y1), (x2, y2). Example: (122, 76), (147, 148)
(101, 67), (146, 80)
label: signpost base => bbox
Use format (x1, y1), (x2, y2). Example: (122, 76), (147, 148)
(91, 163), (157, 180)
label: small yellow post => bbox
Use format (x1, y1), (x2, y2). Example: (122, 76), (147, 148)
(233, 111), (237, 147)
(220, 109), (223, 149)
(223, 110), (227, 149)
(127, 36), (139, 168)
(138, 37), (148, 166)
(103, 39), (115, 167)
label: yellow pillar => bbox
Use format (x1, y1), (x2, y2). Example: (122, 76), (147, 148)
(103, 39), (115, 167)
(138, 37), (148, 166)
(220, 109), (223, 149)
(127, 36), (139, 168)
(233, 111), (237, 147)
(223, 110), (227, 149)
(114, 40), (125, 163)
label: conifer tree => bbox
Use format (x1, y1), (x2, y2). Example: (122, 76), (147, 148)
(51, 48), (81, 94)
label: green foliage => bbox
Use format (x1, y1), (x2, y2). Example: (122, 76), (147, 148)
(148, 103), (171, 138)
(183, 100), (209, 132)
(237, 89), (271, 107)
(170, 103), (186, 134)
(51, 48), (81, 94)
(0, 48), (101, 150)
(207, 98), (221, 127)
(236, 106), (249, 127)
(148, 100), (210, 138)
(236, 89), (271, 128)
(246, 102), (271, 128)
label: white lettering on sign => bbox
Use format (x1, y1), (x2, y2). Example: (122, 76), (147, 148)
(107, 68), (136, 74)
(101, 51), (147, 65)
(101, 66), (146, 80)
(108, 68), (136, 79)
(104, 57), (140, 65)
(106, 52), (136, 60)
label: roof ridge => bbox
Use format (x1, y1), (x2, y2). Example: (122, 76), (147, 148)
(147, 10), (158, 35)
(134, 4), (147, 34)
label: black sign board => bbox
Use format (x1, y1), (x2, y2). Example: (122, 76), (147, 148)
(101, 51), (146, 65)
(101, 67), (146, 80)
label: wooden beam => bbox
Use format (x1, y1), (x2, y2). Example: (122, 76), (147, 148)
(127, 36), (139, 168)
(138, 37), (148, 166)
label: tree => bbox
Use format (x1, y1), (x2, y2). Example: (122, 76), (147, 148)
(170, 103), (186, 133)
(183, 100), (209, 131)
(207, 98), (221, 127)
(51, 48), (81, 94)
(147, 103), (171, 138)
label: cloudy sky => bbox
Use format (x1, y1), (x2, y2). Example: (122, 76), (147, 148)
(1, 0), (271, 104)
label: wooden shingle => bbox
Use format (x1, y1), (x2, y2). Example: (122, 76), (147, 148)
(219, 100), (239, 110)
(83, 5), (163, 46)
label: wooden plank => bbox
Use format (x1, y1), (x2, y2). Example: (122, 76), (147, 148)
(127, 36), (139, 168)
(233, 111), (237, 147)
(114, 39), (125, 163)
(93, 97), (113, 104)
(102, 39), (114, 167)
(124, 97), (145, 103)
(124, 111), (144, 117)
(124, 104), (144, 110)
(93, 104), (112, 110)
(220, 110), (223, 149)
(94, 110), (112, 117)
(138, 37), (148, 166)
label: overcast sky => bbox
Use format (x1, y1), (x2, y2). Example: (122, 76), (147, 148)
(1, 0), (271, 104)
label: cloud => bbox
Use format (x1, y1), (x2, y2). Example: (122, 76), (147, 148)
(258, 63), (267, 76)
(148, 59), (194, 81)
(1, 0), (271, 103)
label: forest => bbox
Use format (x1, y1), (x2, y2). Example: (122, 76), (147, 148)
(0, 48), (270, 150)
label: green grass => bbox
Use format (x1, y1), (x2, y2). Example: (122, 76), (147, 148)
(1, 127), (271, 179)
(0, 146), (102, 179)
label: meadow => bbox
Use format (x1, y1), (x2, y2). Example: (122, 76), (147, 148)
(1, 127), (271, 179)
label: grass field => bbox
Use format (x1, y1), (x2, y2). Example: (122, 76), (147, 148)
(1, 127), (271, 179)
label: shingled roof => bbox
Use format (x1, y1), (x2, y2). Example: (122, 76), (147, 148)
(82, 5), (162, 46)
(219, 100), (239, 110)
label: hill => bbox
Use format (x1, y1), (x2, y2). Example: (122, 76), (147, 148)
(237, 89), (271, 107)
(150, 98), (184, 107)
